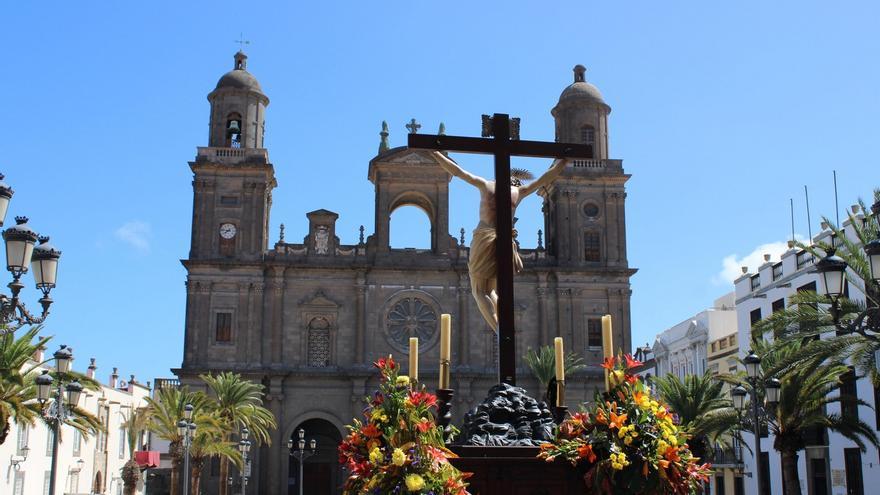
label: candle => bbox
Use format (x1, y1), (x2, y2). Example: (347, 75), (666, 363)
(409, 337), (419, 383)
(439, 314), (451, 389)
(602, 315), (613, 392)
(554, 337), (565, 382)
(554, 337), (565, 407)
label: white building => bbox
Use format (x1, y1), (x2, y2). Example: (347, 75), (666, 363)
(1, 352), (150, 495)
(734, 205), (878, 495)
(652, 293), (737, 380)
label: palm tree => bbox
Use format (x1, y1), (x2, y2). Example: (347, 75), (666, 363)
(121, 407), (151, 495)
(0, 327), (102, 445)
(523, 345), (587, 403)
(145, 386), (211, 495)
(728, 338), (879, 495)
(653, 371), (739, 462)
(0, 326), (50, 444)
(200, 372), (276, 495)
(187, 411), (242, 495)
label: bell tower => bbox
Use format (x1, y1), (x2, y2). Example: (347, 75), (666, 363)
(188, 51), (275, 261)
(542, 65), (629, 268)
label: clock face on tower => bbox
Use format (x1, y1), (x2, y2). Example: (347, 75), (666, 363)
(219, 223), (237, 239)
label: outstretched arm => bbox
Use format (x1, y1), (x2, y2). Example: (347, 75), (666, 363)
(432, 151), (488, 190)
(519, 159), (567, 198)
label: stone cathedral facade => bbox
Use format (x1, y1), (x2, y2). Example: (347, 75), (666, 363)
(176, 53), (635, 495)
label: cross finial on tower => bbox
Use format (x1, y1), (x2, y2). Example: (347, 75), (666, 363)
(235, 33), (250, 51)
(573, 64), (587, 83)
(405, 118), (421, 134)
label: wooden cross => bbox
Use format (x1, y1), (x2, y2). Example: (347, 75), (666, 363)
(235, 33), (250, 51)
(406, 118), (422, 134)
(409, 113), (593, 385)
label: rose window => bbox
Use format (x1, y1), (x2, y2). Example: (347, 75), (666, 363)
(386, 296), (438, 351)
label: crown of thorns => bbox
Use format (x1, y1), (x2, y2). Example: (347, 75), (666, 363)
(510, 168), (534, 183)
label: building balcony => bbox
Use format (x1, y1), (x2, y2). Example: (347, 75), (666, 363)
(710, 445), (743, 468)
(195, 146), (269, 165)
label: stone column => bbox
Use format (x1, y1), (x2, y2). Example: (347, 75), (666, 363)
(253, 283), (266, 365)
(265, 375), (284, 495)
(457, 272), (471, 367)
(183, 280), (197, 366)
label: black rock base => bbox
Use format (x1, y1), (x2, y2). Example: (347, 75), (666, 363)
(458, 383), (556, 446)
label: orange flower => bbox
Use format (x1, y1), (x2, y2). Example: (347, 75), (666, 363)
(577, 444), (597, 463)
(664, 446), (681, 463)
(623, 353), (642, 370)
(658, 459), (670, 469)
(594, 409), (607, 425)
(361, 423), (381, 438)
(609, 410), (628, 430)
(601, 356), (617, 370)
(416, 418), (432, 433)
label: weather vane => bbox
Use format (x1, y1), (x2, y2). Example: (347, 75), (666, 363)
(235, 33), (250, 51)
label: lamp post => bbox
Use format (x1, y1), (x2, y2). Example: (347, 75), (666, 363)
(731, 350), (781, 495)
(288, 428), (317, 495)
(238, 427), (251, 495)
(36, 345), (84, 495)
(814, 199), (880, 347)
(177, 404), (196, 495)
(0, 173), (62, 335)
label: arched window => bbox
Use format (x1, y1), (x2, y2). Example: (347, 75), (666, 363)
(307, 317), (332, 367)
(225, 113), (243, 148)
(390, 205), (432, 249)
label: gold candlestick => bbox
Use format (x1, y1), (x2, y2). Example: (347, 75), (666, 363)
(554, 337), (565, 407)
(439, 314), (451, 389)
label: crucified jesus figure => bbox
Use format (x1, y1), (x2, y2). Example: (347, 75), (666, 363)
(433, 151), (567, 333)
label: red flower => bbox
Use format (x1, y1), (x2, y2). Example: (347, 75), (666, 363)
(623, 353), (643, 370)
(601, 356), (617, 370)
(361, 423), (381, 438)
(407, 390), (437, 408)
(577, 443), (597, 463)
(416, 418), (432, 433)
(373, 355), (397, 371)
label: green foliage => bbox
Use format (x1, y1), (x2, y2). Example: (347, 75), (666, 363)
(524, 345), (587, 400)
(653, 371), (739, 459)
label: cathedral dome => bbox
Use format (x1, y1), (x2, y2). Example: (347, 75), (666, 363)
(214, 51), (264, 93)
(557, 65), (605, 105)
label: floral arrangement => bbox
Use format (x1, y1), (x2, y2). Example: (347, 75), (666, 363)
(538, 355), (711, 494)
(338, 356), (471, 494)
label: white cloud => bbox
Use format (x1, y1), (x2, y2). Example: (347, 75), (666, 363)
(115, 220), (151, 253)
(713, 238), (804, 285)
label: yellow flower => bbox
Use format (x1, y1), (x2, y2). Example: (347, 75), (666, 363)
(392, 448), (407, 467)
(380, 414), (388, 423)
(624, 436), (633, 446)
(396, 375), (411, 386)
(369, 447), (383, 465)
(405, 474), (425, 492)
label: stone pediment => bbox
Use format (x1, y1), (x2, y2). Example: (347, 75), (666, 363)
(299, 290), (339, 308)
(388, 150), (437, 165)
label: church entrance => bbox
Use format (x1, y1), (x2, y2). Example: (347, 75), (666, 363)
(288, 419), (343, 495)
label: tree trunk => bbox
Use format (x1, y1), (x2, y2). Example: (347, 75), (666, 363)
(191, 465), (201, 495)
(170, 455), (181, 495)
(121, 459), (141, 495)
(219, 452), (229, 495)
(781, 449), (802, 495)
(0, 413), (10, 445)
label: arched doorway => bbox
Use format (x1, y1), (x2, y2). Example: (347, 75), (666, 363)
(288, 418), (343, 495)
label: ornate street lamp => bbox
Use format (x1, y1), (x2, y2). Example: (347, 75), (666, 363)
(179, 404), (196, 495)
(238, 426), (251, 495)
(289, 428), (317, 495)
(731, 351), (780, 495)
(38, 345), (82, 495)
(812, 199), (880, 342)
(0, 173), (62, 335)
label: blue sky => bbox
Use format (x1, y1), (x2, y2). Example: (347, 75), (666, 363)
(1, 2), (877, 382)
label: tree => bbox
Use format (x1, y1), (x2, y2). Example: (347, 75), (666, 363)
(187, 411), (242, 495)
(0, 326), (50, 444)
(145, 386), (211, 495)
(200, 372), (276, 495)
(121, 407), (150, 495)
(523, 345), (587, 403)
(653, 371), (739, 462)
(727, 338), (878, 495)
(0, 327), (101, 445)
